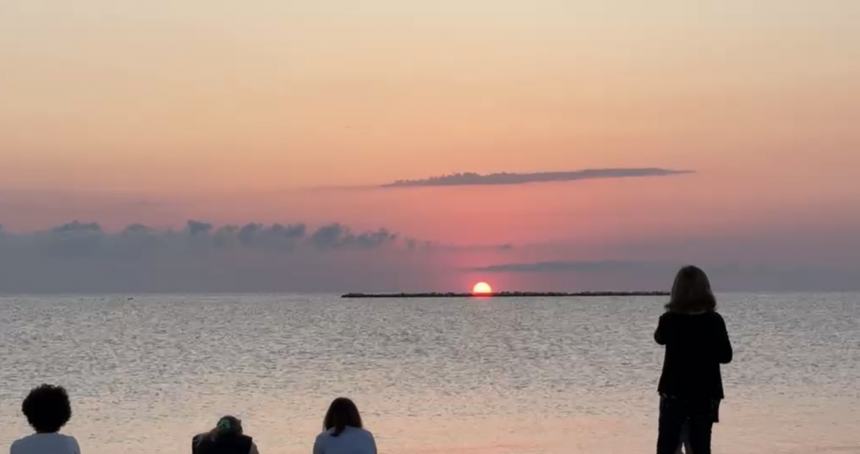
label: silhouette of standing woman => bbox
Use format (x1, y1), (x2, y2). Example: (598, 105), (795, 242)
(655, 266), (733, 454)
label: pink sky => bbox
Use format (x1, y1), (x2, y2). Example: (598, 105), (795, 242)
(1, 1), (858, 291)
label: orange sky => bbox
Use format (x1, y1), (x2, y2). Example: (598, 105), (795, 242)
(2, 0), (859, 248)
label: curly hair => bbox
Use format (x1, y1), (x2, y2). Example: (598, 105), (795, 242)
(22, 384), (72, 433)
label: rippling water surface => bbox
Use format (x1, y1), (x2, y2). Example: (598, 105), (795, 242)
(1, 293), (858, 453)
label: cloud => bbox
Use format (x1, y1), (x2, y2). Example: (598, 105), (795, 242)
(468, 258), (860, 292)
(122, 224), (155, 235)
(404, 238), (514, 252)
(470, 260), (663, 273)
(51, 221), (103, 234)
(382, 168), (692, 188)
(234, 223), (306, 249)
(44, 221), (106, 257)
(186, 220), (213, 236)
(0, 220), (410, 293)
(311, 223), (397, 249)
(9, 220), (393, 255)
(1, 220), (859, 293)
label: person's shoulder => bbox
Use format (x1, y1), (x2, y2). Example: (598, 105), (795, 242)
(9, 435), (28, 453)
(65, 435), (80, 453)
(11, 434), (79, 453)
(659, 310), (685, 323)
(53, 434), (79, 452)
(352, 427), (375, 441)
(708, 311), (726, 321)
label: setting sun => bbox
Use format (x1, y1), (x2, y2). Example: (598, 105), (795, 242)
(472, 282), (493, 295)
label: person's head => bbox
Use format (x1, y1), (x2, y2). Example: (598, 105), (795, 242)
(323, 397), (363, 437)
(22, 384), (72, 433)
(667, 265), (716, 313)
(208, 416), (243, 440)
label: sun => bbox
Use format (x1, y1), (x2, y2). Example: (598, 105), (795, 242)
(472, 281), (493, 295)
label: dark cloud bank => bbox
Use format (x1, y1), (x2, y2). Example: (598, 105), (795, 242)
(383, 167), (691, 187)
(6, 220), (395, 256)
(1, 221), (857, 293)
(0, 220), (406, 293)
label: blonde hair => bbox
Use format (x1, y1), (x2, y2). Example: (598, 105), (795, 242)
(667, 265), (716, 312)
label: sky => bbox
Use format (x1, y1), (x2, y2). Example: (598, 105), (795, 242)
(1, 1), (859, 292)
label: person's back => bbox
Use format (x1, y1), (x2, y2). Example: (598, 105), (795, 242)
(192, 416), (259, 454)
(313, 426), (376, 454)
(193, 433), (254, 454)
(11, 384), (80, 454)
(313, 398), (377, 454)
(11, 433), (80, 454)
(656, 310), (732, 400)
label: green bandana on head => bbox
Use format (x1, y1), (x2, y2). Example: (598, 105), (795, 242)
(214, 415), (242, 436)
(217, 419), (232, 432)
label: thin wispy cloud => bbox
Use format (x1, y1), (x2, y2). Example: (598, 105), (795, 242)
(469, 260), (668, 273)
(382, 168), (692, 188)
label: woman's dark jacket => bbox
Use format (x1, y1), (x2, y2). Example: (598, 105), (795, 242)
(655, 311), (733, 399)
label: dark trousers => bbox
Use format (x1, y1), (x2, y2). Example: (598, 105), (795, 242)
(657, 396), (716, 454)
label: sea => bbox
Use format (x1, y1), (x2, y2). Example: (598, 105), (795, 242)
(1, 293), (858, 453)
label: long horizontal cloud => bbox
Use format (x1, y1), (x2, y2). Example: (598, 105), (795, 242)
(382, 168), (692, 188)
(2, 221), (858, 293)
(470, 260), (670, 273)
(0, 220), (515, 261)
(0, 220), (398, 259)
(0, 220), (408, 293)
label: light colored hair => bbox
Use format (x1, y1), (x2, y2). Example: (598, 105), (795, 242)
(667, 265), (716, 313)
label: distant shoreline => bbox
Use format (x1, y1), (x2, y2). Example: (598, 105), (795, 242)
(342, 291), (669, 298)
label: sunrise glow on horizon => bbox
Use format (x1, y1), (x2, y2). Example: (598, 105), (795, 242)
(0, 1), (858, 293)
(472, 282), (493, 295)
(1, 3), (858, 453)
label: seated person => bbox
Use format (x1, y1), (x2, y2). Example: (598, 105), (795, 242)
(313, 398), (376, 454)
(193, 416), (259, 454)
(11, 384), (81, 454)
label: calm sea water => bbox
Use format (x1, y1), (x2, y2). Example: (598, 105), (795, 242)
(1, 293), (858, 453)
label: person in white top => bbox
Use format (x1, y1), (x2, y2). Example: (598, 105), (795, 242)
(313, 398), (376, 454)
(10, 384), (81, 454)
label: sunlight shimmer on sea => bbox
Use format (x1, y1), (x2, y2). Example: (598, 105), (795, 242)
(1, 294), (857, 453)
